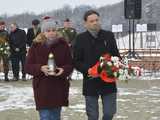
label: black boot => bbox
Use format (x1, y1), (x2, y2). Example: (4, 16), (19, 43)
(22, 74), (27, 81)
(13, 77), (18, 81)
(13, 72), (19, 81)
(13, 75), (19, 81)
(5, 73), (9, 82)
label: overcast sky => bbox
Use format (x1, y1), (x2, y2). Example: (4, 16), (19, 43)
(0, 0), (122, 15)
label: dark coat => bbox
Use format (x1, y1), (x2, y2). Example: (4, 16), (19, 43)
(25, 38), (73, 110)
(26, 27), (41, 47)
(9, 28), (27, 56)
(73, 30), (121, 96)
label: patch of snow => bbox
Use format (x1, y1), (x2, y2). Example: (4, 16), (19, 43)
(0, 84), (80, 111)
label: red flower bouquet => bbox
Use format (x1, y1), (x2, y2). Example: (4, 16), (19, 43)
(88, 54), (120, 83)
(88, 53), (142, 83)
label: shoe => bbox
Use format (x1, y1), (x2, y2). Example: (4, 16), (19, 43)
(22, 74), (26, 78)
(13, 77), (19, 81)
(5, 74), (9, 82)
(22, 77), (27, 81)
(5, 78), (9, 82)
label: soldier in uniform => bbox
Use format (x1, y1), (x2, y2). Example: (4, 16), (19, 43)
(58, 18), (77, 47)
(0, 20), (10, 81)
(58, 18), (77, 80)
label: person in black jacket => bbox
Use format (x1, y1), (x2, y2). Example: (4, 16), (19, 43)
(9, 23), (27, 81)
(73, 10), (121, 120)
(26, 19), (41, 47)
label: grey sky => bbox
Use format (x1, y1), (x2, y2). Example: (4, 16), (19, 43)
(0, 0), (122, 15)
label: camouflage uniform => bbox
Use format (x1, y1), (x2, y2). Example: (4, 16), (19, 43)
(0, 30), (10, 81)
(58, 27), (77, 46)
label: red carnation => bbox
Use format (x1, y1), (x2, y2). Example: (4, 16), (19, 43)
(103, 54), (111, 61)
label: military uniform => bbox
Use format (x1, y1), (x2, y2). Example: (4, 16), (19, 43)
(58, 27), (77, 46)
(58, 24), (77, 81)
(0, 29), (10, 81)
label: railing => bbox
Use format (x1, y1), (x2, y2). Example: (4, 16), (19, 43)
(119, 49), (160, 70)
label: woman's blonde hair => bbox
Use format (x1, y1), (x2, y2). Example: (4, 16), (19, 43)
(33, 33), (47, 43)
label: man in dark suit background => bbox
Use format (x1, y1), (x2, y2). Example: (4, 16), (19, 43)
(73, 10), (121, 120)
(9, 23), (27, 81)
(26, 19), (41, 47)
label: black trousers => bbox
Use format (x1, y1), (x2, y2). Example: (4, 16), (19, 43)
(10, 54), (26, 78)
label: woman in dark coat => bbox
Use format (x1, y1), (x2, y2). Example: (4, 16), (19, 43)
(25, 18), (73, 120)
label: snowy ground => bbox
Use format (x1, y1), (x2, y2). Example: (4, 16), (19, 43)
(0, 77), (160, 120)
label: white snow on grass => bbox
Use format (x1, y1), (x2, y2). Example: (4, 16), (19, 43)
(71, 70), (83, 80)
(0, 82), (159, 111)
(69, 104), (85, 109)
(0, 84), (34, 111)
(116, 115), (128, 119)
(0, 83), (82, 111)
(69, 104), (85, 113)
(118, 87), (160, 97)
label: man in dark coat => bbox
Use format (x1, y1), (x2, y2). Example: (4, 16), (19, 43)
(9, 23), (27, 81)
(73, 10), (121, 120)
(0, 20), (10, 81)
(26, 19), (41, 47)
(25, 18), (73, 120)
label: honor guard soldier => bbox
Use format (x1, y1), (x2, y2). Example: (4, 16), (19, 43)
(58, 18), (77, 47)
(0, 20), (10, 81)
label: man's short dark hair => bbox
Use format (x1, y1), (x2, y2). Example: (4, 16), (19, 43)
(32, 19), (40, 26)
(83, 10), (100, 21)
